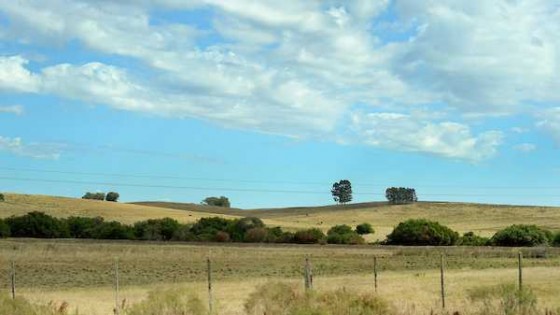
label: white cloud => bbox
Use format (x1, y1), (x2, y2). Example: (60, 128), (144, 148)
(351, 112), (503, 161)
(537, 107), (560, 143)
(0, 136), (62, 160)
(513, 143), (537, 152)
(0, 105), (24, 115)
(1, 0), (560, 159)
(0, 56), (40, 92)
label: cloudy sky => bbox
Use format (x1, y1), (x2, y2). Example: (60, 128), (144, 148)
(1, 0), (559, 208)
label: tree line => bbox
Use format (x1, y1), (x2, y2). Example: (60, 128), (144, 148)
(82, 191), (120, 202)
(0, 212), (372, 245)
(1, 212), (558, 247)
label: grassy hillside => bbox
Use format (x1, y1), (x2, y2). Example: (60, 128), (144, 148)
(2, 193), (560, 240)
(0, 193), (241, 224)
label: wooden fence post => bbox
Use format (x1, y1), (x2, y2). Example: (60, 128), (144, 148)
(207, 257), (213, 314)
(114, 258), (120, 315)
(373, 256), (378, 293)
(518, 251), (523, 292)
(440, 254), (445, 309)
(304, 257), (313, 290)
(10, 260), (15, 300)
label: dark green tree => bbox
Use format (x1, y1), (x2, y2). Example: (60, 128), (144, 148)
(385, 187), (417, 204)
(331, 180), (352, 204)
(82, 192), (106, 200)
(105, 191), (120, 202)
(201, 196), (230, 207)
(0, 193), (4, 202)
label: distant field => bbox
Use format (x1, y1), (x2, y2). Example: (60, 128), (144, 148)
(2, 193), (560, 241)
(2, 239), (560, 315)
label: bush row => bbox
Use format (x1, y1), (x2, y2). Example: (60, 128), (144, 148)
(1, 212), (558, 247)
(0, 212), (373, 245)
(385, 219), (560, 247)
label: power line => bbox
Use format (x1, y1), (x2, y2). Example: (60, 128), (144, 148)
(0, 176), (558, 198)
(1, 167), (559, 190)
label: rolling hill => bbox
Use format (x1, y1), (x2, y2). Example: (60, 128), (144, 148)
(1, 193), (560, 240)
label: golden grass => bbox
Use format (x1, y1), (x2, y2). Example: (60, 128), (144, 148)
(3, 193), (560, 241)
(0, 193), (240, 224)
(17, 267), (560, 315)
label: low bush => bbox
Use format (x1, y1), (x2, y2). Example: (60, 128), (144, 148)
(491, 225), (552, 247)
(356, 222), (374, 235)
(5, 211), (70, 238)
(385, 219), (459, 246)
(553, 232), (560, 247)
(326, 225), (365, 245)
(0, 193), (4, 201)
(134, 218), (181, 241)
(0, 219), (10, 238)
(294, 228), (325, 244)
(125, 288), (207, 315)
(244, 227), (268, 243)
(459, 231), (490, 246)
(245, 282), (394, 315)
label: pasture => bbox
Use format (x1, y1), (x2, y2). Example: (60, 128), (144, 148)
(1, 239), (560, 314)
(3, 193), (560, 242)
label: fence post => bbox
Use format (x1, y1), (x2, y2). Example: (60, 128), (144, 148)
(114, 258), (120, 315)
(440, 254), (445, 309)
(373, 256), (378, 293)
(10, 260), (15, 300)
(518, 251), (523, 292)
(304, 257), (313, 290)
(207, 257), (213, 314)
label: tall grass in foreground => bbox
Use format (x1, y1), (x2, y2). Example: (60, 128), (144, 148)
(3, 283), (560, 315)
(123, 288), (208, 315)
(0, 295), (75, 315)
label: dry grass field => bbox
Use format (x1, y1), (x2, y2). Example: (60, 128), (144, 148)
(2, 193), (560, 241)
(1, 239), (560, 315)
(2, 193), (560, 314)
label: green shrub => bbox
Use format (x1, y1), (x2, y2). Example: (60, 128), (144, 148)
(134, 218), (181, 241)
(125, 288), (207, 315)
(491, 225), (552, 247)
(294, 228), (326, 244)
(244, 227), (268, 243)
(5, 212), (70, 238)
(0, 219), (10, 238)
(459, 231), (490, 246)
(190, 217), (230, 236)
(0, 193), (4, 201)
(356, 223), (374, 235)
(245, 282), (394, 315)
(385, 219), (459, 246)
(93, 221), (134, 239)
(553, 232), (560, 247)
(326, 225), (365, 245)
(228, 217), (265, 242)
(66, 216), (104, 239)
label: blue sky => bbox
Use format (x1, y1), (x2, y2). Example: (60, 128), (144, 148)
(1, 0), (560, 208)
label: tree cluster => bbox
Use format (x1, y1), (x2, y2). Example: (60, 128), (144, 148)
(0, 193), (4, 202)
(385, 187), (417, 204)
(201, 196), (230, 208)
(82, 191), (119, 202)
